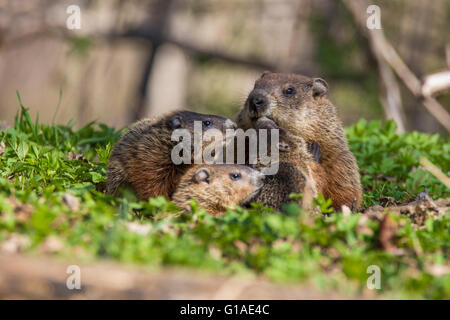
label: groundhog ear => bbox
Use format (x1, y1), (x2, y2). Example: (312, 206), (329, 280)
(260, 70), (272, 79)
(312, 78), (328, 98)
(194, 168), (210, 184)
(168, 116), (183, 129)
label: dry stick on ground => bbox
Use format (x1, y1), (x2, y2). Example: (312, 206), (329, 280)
(343, 0), (450, 133)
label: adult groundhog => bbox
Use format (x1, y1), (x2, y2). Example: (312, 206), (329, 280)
(172, 164), (265, 216)
(237, 72), (362, 211)
(249, 117), (318, 211)
(107, 110), (236, 201)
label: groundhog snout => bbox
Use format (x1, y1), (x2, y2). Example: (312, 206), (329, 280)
(248, 90), (269, 118)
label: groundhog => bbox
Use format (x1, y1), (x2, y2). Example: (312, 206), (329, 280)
(248, 117), (318, 211)
(107, 110), (236, 201)
(237, 72), (362, 211)
(172, 164), (265, 217)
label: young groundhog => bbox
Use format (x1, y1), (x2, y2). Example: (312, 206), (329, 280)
(172, 164), (265, 216)
(249, 117), (318, 211)
(237, 72), (362, 211)
(107, 111), (236, 201)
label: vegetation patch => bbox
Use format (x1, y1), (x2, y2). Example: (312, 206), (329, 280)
(0, 102), (449, 299)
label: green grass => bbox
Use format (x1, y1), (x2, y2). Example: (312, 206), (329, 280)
(0, 104), (449, 299)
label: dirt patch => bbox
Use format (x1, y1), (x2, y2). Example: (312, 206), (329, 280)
(0, 253), (371, 299)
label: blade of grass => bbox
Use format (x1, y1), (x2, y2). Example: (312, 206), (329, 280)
(52, 88), (63, 125)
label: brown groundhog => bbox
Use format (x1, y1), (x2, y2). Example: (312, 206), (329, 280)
(237, 72), (362, 211)
(172, 164), (265, 216)
(248, 117), (318, 211)
(107, 110), (236, 201)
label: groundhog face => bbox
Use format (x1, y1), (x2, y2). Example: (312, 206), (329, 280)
(167, 111), (237, 162)
(192, 165), (265, 208)
(238, 73), (328, 131)
(167, 111), (236, 133)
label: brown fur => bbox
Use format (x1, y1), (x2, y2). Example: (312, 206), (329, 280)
(249, 117), (318, 211)
(106, 111), (236, 201)
(237, 73), (362, 210)
(172, 164), (264, 216)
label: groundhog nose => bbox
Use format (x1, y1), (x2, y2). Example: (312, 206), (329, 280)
(252, 95), (266, 108)
(249, 92), (268, 116)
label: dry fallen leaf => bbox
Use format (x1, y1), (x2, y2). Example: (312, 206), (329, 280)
(363, 205), (384, 220)
(380, 196), (396, 207)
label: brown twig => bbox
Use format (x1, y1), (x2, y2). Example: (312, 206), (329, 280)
(107, 28), (278, 72)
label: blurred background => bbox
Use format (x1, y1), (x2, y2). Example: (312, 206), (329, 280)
(0, 0), (449, 133)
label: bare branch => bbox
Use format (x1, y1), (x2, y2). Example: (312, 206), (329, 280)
(342, 0), (406, 132)
(422, 71), (450, 97)
(343, 0), (450, 132)
(107, 28), (278, 72)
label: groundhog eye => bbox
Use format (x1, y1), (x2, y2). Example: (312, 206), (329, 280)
(230, 173), (241, 181)
(203, 120), (212, 127)
(283, 87), (296, 96)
